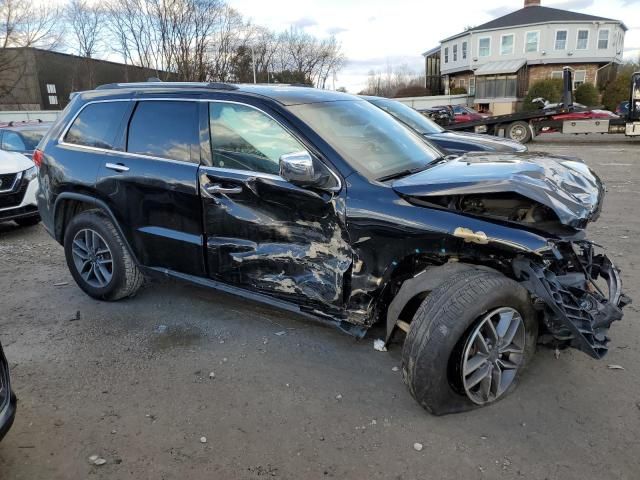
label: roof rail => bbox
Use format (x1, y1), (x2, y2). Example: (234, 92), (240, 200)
(95, 81), (239, 91)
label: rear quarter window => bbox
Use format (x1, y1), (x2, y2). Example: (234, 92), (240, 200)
(64, 101), (129, 150)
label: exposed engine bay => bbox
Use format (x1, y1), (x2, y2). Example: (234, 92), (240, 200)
(415, 193), (561, 227)
(513, 241), (630, 359)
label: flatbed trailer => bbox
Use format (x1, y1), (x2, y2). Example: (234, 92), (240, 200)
(447, 67), (640, 143)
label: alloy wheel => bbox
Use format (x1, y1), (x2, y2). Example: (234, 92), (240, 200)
(461, 307), (526, 405)
(71, 229), (114, 288)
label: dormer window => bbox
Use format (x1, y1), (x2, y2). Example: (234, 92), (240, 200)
(555, 30), (567, 50)
(500, 34), (514, 55)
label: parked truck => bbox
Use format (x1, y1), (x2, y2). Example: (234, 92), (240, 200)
(448, 67), (640, 143)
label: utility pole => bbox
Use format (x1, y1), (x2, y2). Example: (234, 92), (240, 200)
(251, 45), (257, 84)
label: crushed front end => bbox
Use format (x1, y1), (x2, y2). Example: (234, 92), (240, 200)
(513, 241), (630, 359)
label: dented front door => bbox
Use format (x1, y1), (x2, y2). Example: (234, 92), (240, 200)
(200, 101), (351, 310)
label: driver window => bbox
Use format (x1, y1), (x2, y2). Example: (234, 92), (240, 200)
(209, 102), (305, 175)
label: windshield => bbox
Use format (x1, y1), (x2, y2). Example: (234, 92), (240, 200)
(369, 98), (444, 135)
(288, 100), (443, 180)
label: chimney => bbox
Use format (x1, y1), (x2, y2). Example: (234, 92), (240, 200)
(524, 0), (541, 6)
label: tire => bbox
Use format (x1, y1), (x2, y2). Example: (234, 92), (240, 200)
(401, 270), (538, 415)
(506, 121), (532, 143)
(15, 215), (40, 227)
(63, 209), (143, 301)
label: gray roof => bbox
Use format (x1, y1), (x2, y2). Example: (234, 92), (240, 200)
(443, 5), (626, 41)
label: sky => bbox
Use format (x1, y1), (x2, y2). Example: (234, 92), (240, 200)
(228, 0), (640, 93)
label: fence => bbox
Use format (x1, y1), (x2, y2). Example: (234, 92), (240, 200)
(0, 110), (61, 124)
(393, 94), (469, 109)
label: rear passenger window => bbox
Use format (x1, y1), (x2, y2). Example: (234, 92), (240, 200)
(127, 101), (198, 163)
(64, 102), (129, 149)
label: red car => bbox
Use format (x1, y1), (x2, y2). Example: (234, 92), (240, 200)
(451, 105), (488, 123)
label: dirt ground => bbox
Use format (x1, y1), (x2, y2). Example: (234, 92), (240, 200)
(1, 136), (639, 480)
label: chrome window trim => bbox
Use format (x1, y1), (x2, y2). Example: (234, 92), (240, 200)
(199, 165), (283, 182)
(57, 97), (343, 191)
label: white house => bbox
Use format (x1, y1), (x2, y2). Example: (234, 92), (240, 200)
(425, 0), (627, 114)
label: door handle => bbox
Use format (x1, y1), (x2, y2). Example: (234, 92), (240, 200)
(205, 184), (242, 195)
(105, 162), (129, 172)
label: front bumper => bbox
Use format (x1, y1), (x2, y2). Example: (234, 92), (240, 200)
(0, 174), (38, 222)
(514, 244), (630, 359)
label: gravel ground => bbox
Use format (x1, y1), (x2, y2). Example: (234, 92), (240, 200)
(0, 136), (639, 479)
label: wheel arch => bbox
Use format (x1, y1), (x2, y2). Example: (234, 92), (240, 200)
(53, 192), (140, 265)
(383, 262), (504, 344)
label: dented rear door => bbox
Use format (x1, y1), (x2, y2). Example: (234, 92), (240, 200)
(199, 100), (351, 310)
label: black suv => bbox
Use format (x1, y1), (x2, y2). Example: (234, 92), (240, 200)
(35, 83), (628, 414)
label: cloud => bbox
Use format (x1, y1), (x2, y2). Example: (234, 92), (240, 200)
(486, 6), (516, 17)
(290, 17), (317, 29)
(344, 55), (425, 75)
(621, 0), (640, 4)
(327, 26), (348, 35)
(548, 0), (594, 9)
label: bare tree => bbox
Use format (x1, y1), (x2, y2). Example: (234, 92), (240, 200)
(65, 0), (104, 58)
(0, 0), (61, 49)
(0, 0), (62, 105)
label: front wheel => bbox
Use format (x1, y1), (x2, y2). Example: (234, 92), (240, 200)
(63, 210), (143, 301)
(401, 270), (538, 415)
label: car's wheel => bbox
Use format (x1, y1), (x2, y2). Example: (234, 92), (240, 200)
(63, 210), (143, 301)
(506, 121), (532, 143)
(15, 215), (40, 227)
(401, 270), (538, 415)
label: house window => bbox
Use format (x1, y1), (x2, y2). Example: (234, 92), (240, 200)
(444, 47), (449, 63)
(598, 29), (609, 49)
(555, 30), (567, 50)
(48, 95), (58, 105)
(478, 37), (491, 57)
(525, 31), (539, 52)
(453, 44), (458, 62)
(46, 84), (56, 94)
(469, 77), (476, 95)
(459, 78), (466, 88)
(574, 70), (586, 89)
(500, 34), (514, 55)
(475, 75), (518, 99)
(551, 71), (563, 80)
(462, 41), (468, 59)
(577, 30), (589, 50)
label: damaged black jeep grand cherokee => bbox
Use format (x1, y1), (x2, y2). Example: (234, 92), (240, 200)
(35, 83), (629, 414)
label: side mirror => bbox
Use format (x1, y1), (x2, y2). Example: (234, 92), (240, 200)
(279, 151), (322, 186)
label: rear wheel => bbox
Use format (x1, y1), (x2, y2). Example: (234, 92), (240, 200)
(506, 121), (532, 143)
(401, 270), (538, 415)
(64, 210), (143, 301)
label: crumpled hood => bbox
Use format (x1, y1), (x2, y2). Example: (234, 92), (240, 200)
(392, 152), (604, 228)
(427, 131), (527, 153)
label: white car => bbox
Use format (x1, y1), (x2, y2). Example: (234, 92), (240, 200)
(0, 149), (39, 227)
